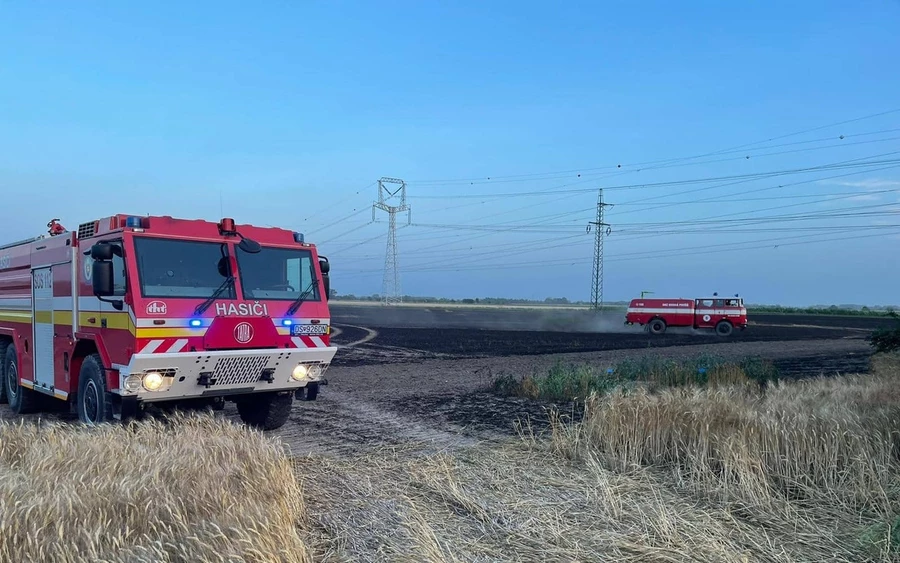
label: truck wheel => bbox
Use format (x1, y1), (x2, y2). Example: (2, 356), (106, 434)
(76, 354), (113, 425)
(236, 392), (293, 430)
(649, 318), (667, 335)
(305, 383), (319, 401)
(715, 320), (734, 337)
(0, 340), (8, 404)
(5, 344), (38, 414)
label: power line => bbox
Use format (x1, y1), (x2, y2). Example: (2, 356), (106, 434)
(406, 109), (900, 185)
(407, 156), (900, 200)
(334, 227), (900, 279)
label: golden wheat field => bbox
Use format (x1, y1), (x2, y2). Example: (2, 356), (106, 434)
(2, 354), (899, 562)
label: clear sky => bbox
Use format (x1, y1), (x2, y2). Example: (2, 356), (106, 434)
(2, 1), (899, 307)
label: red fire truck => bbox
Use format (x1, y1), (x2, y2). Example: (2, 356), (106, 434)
(0, 215), (336, 430)
(624, 294), (748, 336)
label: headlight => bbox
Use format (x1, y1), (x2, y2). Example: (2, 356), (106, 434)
(124, 374), (143, 392)
(143, 371), (165, 391)
(291, 364), (310, 381)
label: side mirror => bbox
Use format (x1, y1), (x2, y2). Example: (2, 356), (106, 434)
(318, 257), (330, 274)
(92, 261), (115, 297)
(238, 238), (261, 254)
(90, 243), (116, 261)
(323, 275), (330, 301)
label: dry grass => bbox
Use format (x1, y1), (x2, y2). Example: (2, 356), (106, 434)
(4, 355), (899, 562)
(294, 354), (900, 562)
(0, 414), (313, 563)
(295, 442), (890, 562)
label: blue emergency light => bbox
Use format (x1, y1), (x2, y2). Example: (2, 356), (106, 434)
(125, 216), (143, 228)
(189, 319), (203, 327)
(293, 232), (304, 243)
(282, 319), (293, 326)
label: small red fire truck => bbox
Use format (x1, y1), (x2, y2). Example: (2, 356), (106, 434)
(0, 215), (336, 430)
(624, 294), (748, 336)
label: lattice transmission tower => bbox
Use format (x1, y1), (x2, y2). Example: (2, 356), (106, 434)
(372, 177), (410, 305)
(586, 189), (612, 310)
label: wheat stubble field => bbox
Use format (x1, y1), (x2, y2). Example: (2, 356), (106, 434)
(1, 307), (898, 562)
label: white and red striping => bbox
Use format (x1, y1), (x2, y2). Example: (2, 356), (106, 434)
(291, 336), (330, 348)
(137, 338), (190, 354)
(136, 335), (330, 354)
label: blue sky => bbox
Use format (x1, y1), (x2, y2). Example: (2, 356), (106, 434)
(2, 1), (899, 306)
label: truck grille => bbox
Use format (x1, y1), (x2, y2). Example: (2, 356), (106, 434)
(212, 355), (272, 386)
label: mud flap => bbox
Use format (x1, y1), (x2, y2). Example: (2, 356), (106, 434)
(294, 379), (327, 400)
(112, 395), (140, 421)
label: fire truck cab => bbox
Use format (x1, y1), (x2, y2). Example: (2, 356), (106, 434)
(0, 215), (336, 430)
(625, 294), (748, 336)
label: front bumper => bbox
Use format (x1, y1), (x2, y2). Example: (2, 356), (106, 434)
(114, 346), (337, 402)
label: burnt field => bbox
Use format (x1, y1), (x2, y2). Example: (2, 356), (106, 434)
(329, 304), (883, 374)
(329, 302), (895, 332)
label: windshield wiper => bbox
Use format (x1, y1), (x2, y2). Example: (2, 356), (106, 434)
(286, 278), (318, 316)
(195, 276), (235, 315)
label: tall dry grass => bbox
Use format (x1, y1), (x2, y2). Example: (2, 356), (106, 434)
(0, 414), (312, 563)
(546, 352), (900, 559)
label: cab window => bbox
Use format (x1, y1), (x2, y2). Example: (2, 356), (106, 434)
(112, 250), (127, 296)
(102, 240), (127, 297)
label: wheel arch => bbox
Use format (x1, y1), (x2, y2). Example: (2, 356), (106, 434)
(71, 338), (112, 399)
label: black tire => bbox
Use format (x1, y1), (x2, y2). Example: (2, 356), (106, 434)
(76, 353), (113, 425)
(648, 318), (667, 335)
(715, 320), (734, 337)
(5, 344), (39, 414)
(236, 392), (293, 430)
(305, 383), (319, 401)
(0, 340), (9, 404)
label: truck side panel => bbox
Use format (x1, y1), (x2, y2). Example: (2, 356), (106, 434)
(0, 241), (37, 382)
(30, 234), (75, 399)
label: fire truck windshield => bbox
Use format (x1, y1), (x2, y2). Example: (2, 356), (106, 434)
(134, 237), (236, 299)
(236, 246), (321, 302)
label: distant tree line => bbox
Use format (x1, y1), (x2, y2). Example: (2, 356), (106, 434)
(330, 293), (616, 306)
(330, 292), (897, 316)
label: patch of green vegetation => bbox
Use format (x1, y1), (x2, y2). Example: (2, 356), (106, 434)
(859, 515), (900, 557)
(494, 354), (780, 403)
(751, 304), (896, 317)
(868, 312), (900, 353)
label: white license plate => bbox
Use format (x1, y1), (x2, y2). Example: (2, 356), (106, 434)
(292, 324), (328, 336)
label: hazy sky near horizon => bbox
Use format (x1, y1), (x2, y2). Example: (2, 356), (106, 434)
(2, 1), (899, 306)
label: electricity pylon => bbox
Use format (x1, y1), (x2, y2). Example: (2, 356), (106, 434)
(372, 177), (410, 305)
(586, 189), (612, 311)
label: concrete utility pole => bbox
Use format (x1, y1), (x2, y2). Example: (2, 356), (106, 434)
(372, 177), (410, 305)
(587, 189), (612, 311)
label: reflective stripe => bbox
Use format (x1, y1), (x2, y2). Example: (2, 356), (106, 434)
(626, 308), (694, 315)
(139, 340), (165, 354)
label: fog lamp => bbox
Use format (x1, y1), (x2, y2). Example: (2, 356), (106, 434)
(143, 371), (165, 391)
